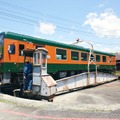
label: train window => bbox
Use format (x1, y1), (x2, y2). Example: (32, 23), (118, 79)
(71, 51), (79, 60)
(56, 48), (67, 60)
(102, 56), (106, 62)
(33, 52), (40, 64)
(42, 53), (47, 68)
(19, 44), (24, 56)
(8, 44), (15, 54)
(81, 52), (88, 61)
(96, 55), (100, 62)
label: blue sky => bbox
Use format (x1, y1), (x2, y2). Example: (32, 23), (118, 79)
(0, 0), (120, 53)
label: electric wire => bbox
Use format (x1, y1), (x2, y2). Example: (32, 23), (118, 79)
(0, 0), (112, 38)
(0, 0), (120, 45)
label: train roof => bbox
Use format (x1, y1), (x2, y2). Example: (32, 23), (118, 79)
(2, 31), (115, 56)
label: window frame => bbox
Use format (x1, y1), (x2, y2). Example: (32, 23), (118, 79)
(71, 50), (79, 61)
(96, 54), (101, 62)
(102, 55), (106, 62)
(56, 48), (67, 60)
(19, 44), (24, 56)
(81, 52), (88, 61)
(8, 44), (15, 54)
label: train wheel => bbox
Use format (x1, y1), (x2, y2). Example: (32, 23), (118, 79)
(13, 89), (20, 97)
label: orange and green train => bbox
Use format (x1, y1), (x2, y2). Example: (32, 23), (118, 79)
(0, 32), (116, 89)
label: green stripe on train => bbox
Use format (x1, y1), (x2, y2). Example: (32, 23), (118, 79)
(47, 64), (115, 73)
(0, 63), (115, 73)
(0, 63), (24, 73)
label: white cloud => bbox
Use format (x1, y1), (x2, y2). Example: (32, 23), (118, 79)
(83, 9), (120, 38)
(39, 22), (56, 35)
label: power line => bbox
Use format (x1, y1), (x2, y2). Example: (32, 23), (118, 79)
(0, 15), (35, 26)
(1, 13), (120, 43)
(1, 21), (120, 46)
(91, 40), (120, 45)
(0, 7), (39, 22)
(0, 0), (97, 35)
(0, 0), (107, 38)
(0, 0), (80, 25)
(0, 10), (38, 24)
(0, 8), (95, 36)
(0, 0), (120, 42)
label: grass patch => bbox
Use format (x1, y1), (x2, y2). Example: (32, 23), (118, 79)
(112, 70), (120, 76)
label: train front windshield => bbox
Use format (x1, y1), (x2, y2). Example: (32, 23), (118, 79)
(0, 33), (4, 59)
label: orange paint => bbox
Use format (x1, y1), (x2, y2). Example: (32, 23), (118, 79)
(45, 45), (116, 65)
(3, 38), (116, 67)
(3, 38), (36, 63)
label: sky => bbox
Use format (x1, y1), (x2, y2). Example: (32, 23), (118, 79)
(0, 0), (120, 53)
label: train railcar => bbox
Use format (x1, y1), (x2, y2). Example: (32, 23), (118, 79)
(0, 32), (116, 90)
